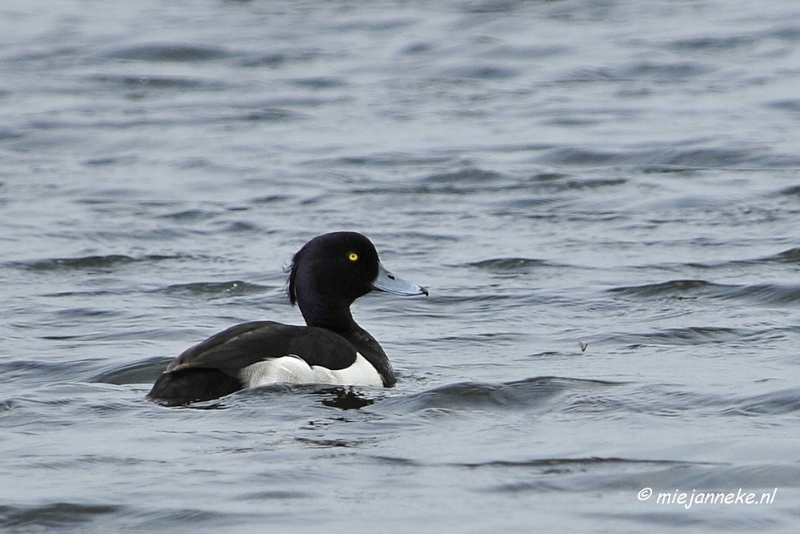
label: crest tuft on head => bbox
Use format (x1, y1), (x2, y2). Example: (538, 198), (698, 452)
(285, 255), (299, 306)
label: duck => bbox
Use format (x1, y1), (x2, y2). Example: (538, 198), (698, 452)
(147, 231), (428, 405)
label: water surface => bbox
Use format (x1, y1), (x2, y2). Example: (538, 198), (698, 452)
(2, 0), (800, 532)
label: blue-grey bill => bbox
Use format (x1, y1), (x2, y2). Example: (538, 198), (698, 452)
(372, 262), (429, 296)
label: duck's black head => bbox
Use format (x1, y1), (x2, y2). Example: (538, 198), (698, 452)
(288, 232), (427, 331)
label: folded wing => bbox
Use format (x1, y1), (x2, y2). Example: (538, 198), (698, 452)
(148, 321), (358, 405)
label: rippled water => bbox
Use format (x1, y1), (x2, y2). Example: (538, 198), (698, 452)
(2, 0), (800, 532)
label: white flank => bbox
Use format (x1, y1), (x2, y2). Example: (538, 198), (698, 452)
(238, 353), (382, 388)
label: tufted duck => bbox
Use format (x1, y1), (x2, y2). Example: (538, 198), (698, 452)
(147, 232), (427, 405)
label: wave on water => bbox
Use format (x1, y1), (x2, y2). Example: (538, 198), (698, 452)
(370, 378), (800, 419)
(724, 387), (800, 416)
(0, 359), (110, 388)
(466, 257), (552, 273)
(536, 145), (800, 169)
(766, 246), (800, 264)
(609, 326), (749, 347)
(564, 383), (800, 418)
(609, 279), (800, 305)
(40, 367), (800, 424)
(13, 254), (180, 273)
(0, 502), (249, 532)
(609, 279), (723, 297)
(422, 168), (508, 184)
(0, 503), (122, 531)
(105, 44), (230, 62)
(90, 74), (221, 91)
(455, 456), (693, 471)
(89, 357), (172, 386)
(162, 281), (272, 298)
(384, 376), (622, 413)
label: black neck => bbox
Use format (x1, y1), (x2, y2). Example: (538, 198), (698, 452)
(299, 299), (355, 333)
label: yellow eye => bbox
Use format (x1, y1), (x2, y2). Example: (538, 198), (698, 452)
(348, 252), (359, 262)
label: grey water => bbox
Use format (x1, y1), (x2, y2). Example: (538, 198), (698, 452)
(2, 0), (800, 531)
